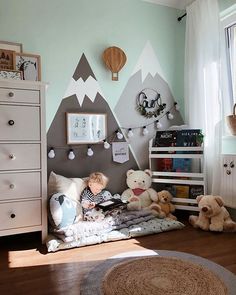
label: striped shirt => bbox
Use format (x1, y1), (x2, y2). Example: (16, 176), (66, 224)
(80, 187), (106, 214)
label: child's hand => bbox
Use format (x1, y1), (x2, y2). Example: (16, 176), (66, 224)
(82, 200), (96, 209)
(88, 202), (95, 209)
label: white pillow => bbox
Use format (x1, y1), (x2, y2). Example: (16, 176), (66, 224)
(48, 171), (86, 202)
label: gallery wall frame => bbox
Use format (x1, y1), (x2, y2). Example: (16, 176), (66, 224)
(0, 49), (16, 70)
(0, 40), (23, 53)
(15, 52), (41, 81)
(66, 112), (107, 144)
(0, 69), (22, 80)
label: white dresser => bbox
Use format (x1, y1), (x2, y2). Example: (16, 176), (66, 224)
(0, 79), (47, 243)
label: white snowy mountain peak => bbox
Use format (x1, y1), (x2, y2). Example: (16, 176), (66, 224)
(64, 76), (104, 105)
(132, 41), (166, 82)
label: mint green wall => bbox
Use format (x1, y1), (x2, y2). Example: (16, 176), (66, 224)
(219, 0), (236, 11)
(0, 0), (184, 130)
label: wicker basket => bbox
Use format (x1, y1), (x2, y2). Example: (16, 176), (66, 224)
(226, 103), (236, 135)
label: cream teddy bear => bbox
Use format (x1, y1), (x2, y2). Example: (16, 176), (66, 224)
(189, 195), (236, 232)
(156, 190), (177, 220)
(121, 169), (165, 218)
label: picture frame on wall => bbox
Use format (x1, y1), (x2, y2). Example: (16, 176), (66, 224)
(0, 40), (23, 53)
(66, 113), (107, 144)
(0, 49), (16, 70)
(15, 52), (41, 81)
(0, 69), (22, 80)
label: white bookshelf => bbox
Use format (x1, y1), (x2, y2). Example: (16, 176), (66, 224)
(149, 138), (206, 211)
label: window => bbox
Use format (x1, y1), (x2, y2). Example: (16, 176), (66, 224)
(225, 23), (236, 104)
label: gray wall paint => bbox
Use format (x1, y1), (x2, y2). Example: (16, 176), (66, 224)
(115, 70), (184, 169)
(47, 54), (138, 194)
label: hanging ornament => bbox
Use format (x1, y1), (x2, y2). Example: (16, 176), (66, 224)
(155, 120), (162, 129)
(167, 111), (174, 120)
(127, 128), (134, 138)
(174, 102), (180, 111)
(103, 140), (111, 149)
(48, 148), (56, 159)
(142, 126), (149, 136)
(136, 88), (166, 118)
(68, 149), (75, 160)
(116, 130), (124, 139)
(87, 146), (94, 157)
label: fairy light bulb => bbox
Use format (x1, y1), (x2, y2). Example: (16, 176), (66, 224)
(48, 148), (55, 159)
(87, 146), (94, 156)
(68, 149), (75, 160)
(174, 102), (180, 111)
(156, 120), (162, 129)
(142, 126), (149, 135)
(103, 140), (111, 149)
(127, 128), (134, 138)
(167, 111), (174, 120)
(116, 130), (124, 139)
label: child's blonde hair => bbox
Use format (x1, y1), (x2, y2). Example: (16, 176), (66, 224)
(88, 172), (109, 188)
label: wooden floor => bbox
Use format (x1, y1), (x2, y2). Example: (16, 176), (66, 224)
(0, 219), (236, 295)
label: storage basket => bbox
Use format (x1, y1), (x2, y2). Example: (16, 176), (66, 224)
(226, 103), (236, 135)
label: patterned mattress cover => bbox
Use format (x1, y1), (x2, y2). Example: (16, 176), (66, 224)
(46, 216), (184, 252)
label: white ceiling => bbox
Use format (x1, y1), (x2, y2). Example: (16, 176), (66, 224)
(143, 0), (194, 10)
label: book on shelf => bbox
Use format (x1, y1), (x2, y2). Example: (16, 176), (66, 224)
(154, 129), (203, 147)
(156, 157), (191, 173)
(189, 185), (204, 199)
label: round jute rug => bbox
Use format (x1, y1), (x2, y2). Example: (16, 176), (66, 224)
(102, 256), (226, 295)
(80, 250), (236, 295)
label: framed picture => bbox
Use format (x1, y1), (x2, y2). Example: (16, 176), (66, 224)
(0, 69), (22, 80)
(0, 49), (15, 70)
(0, 40), (23, 53)
(15, 53), (41, 81)
(66, 113), (107, 144)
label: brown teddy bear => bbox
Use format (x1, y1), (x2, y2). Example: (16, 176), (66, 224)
(189, 195), (236, 232)
(156, 190), (177, 220)
(121, 169), (165, 218)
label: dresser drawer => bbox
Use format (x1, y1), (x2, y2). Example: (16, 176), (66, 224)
(0, 144), (41, 171)
(0, 87), (39, 104)
(0, 200), (41, 231)
(0, 105), (40, 141)
(0, 172), (41, 201)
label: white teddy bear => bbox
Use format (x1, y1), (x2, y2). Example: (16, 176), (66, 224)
(121, 169), (164, 218)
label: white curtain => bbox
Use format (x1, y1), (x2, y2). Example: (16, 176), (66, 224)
(184, 0), (222, 194)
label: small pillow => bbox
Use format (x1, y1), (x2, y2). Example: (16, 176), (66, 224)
(48, 171), (86, 201)
(48, 193), (77, 230)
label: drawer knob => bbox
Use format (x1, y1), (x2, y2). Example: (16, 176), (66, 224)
(8, 92), (14, 97)
(9, 154), (16, 160)
(8, 120), (15, 126)
(9, 184), (15, 189)
(10, 213), (16, 219)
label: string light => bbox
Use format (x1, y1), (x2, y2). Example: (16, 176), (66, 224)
(48, 148), (56, 159)
(167, 111), (174, 120)
(142, 126), (149, 135)
(47, 101), (180, 159)
(116, 130), (124, 139)
(87, 146), (94, 157)
(68, 149), (75, 160)
(127, 128), (134, 138)
(155, 120), (162, 129)
(174, 102), (180, 111)
(103, 140), (111, 149)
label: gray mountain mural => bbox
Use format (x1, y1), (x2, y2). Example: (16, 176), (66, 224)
(47, 54), (138, 194)
(114, 42), (184, 169)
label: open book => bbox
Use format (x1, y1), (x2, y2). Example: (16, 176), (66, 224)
(96, 198), (128, 211)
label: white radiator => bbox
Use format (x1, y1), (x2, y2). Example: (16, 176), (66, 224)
(220, 154), (236, 208)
